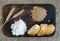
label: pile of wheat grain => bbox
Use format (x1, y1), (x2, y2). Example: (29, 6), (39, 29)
(31, 6), (47, 22)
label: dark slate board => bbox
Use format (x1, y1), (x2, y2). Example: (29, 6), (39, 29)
(2, 4), (56, 37)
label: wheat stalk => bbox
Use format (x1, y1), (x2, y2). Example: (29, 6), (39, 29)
(2, 9), (24, 28)
(6, 9), (24, 23)
(5, 6), (15, 22)
(2, 6), (15, 27)
(11, 9), (24, 19)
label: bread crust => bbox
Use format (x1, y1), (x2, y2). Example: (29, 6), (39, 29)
(27, 24), (40, 36)
(37, 24), (47, 36)
(45, 24), (55, 35)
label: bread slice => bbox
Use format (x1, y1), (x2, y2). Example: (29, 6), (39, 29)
(45, 24), (55, 35)
(27, 24), (40, 36)
(37, 24), (47, 36)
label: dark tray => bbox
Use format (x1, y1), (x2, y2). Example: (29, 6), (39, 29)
(2, 4), (56, 37)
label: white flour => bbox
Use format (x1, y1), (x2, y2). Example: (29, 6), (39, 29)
(11, 19), (27, 36)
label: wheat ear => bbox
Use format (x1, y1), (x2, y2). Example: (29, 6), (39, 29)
(6, 9), (24, 23)
(2, 6), (15, 27)
(11, 9), (24, 19)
